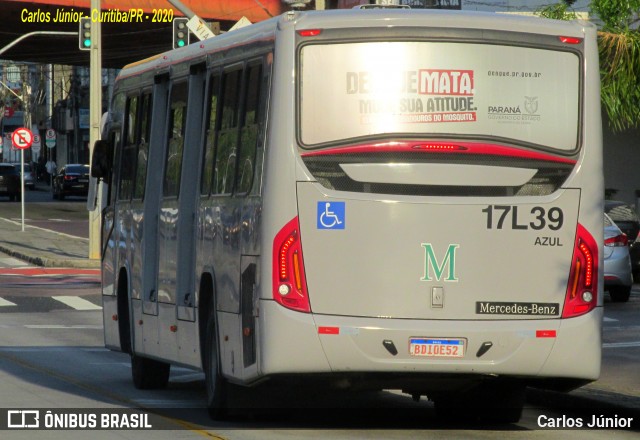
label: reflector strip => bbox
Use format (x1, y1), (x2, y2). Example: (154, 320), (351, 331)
(536, 330), (557, 338)
(318, 326), (339, 335)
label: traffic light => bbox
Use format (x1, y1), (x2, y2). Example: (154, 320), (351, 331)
(173, 17), (189, 49)
(79, 17), (92, 50)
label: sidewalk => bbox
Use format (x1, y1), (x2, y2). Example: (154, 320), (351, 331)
(0, 216), (99, 269)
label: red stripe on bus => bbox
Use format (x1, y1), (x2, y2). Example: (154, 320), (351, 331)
(300, 141), (577, 165)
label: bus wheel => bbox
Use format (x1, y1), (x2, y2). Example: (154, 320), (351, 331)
(131, 354), (170, 390)
(609, 286), (631, 303)
(205, 307), (229, 420)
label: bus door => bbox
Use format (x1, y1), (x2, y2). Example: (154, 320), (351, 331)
(176, 65), (206, 325)
(156, 80), (188, 310)
(142, 75), (170, 318)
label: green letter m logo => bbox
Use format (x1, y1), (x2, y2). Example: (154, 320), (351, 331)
(421, 243), (459, 282)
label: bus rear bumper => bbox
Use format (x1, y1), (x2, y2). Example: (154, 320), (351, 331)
(259, 301), (602, 383)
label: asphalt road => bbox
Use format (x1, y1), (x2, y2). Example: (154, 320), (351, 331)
(0, 188), (638, 438)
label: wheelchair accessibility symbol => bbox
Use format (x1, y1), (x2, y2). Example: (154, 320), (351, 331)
(317, 201), (345, 229)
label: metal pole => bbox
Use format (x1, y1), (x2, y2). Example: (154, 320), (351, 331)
(0, 31), (77, 56)
(88, 0), (102, 260)
(165, 0), (196, 18)
(20, 149), (25, 232)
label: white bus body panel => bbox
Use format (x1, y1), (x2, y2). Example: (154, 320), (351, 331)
(258, 302), (601, 380)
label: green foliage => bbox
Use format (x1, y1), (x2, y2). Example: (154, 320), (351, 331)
(591, 0), (640, 32)
(535, 1), (640, 132)
(536, 3), (577, 20)
(598, 30), (640, 132)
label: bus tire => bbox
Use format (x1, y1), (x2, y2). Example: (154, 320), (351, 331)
(609, 286), (631, 303)
(131, 354), (170, 390)
(204, 307), (229, 420)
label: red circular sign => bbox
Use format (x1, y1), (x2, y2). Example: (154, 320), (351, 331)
(12, 128), (33, 150)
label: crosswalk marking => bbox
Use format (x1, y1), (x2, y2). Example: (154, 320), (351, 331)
(0, 297), (17, 307)
(52, 296), (102, 311)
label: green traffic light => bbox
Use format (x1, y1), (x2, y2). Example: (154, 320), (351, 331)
(178, 40), (185, 47)
(84, 39), (91, 48)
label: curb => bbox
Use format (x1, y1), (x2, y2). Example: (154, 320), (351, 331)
(0, 245), (100, 269)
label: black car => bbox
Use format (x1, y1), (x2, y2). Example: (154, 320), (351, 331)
(0, 163), (21, 201)
(52, 164), (90, 200)
(605, 200), (640, 279)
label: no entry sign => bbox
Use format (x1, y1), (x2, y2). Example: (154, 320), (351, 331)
(12, 128), (33, 150)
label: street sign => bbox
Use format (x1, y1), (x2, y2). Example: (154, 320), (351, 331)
(12, 127), (33, 150)
(187, 16), (216, 41)
(32, 134), (42, 154)
(46, 128), (56, 148)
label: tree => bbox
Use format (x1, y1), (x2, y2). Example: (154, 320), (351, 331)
(537, 0), (640, 132)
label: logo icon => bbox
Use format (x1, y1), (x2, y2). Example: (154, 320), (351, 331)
(317, 202), (345, 229)
(524, 96), (539, 115)
(420, 243), (460, 282)
(7, 410), (40, 428)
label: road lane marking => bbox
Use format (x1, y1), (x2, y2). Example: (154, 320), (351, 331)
(0, 350), (228, 439)
(603, 317), (619, 322)
(53, 296), (102, 310)
(0, 297), (17, 307)
(602, 341), (640, 348)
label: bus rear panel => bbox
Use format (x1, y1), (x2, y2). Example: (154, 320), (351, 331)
(259, 10), (602, 395)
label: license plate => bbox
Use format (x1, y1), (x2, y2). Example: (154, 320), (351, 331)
(79, 179), (88, 183)
(409, 338), (465, 358)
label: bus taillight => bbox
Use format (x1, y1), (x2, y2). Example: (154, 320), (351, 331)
(563, 224), (598, 318)
(559, 36), (582, 44)
(273, 217), (311, 313)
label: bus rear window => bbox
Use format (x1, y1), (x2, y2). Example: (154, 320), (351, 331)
(299, 41), (580, 151)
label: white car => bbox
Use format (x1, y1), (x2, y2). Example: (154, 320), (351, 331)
(11, 163), (36, 190)
(604, 213), (633, 302)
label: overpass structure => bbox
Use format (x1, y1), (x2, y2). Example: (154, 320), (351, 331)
(0, 0), (286, 68)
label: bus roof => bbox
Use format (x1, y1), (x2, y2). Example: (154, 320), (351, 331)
(118, 8), (593, 80)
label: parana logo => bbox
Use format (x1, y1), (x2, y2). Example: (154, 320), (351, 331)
(420, 243), (459, 282)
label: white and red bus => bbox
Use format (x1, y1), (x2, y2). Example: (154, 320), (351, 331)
(90, 7), (603, 422)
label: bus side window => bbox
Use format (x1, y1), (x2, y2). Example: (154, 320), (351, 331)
(201, 72), (221, 196)
(134, 92), (152, 200)
(118, 95), (138, 201)
(236, 61), (262, 195)
(163, 82), (188, 198)
(108, 129), (120, 208)
(213, 68), (241, 195)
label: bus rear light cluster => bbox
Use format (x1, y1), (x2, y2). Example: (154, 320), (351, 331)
(273, 217), (311, 313)
(563, 224), (598, 318)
